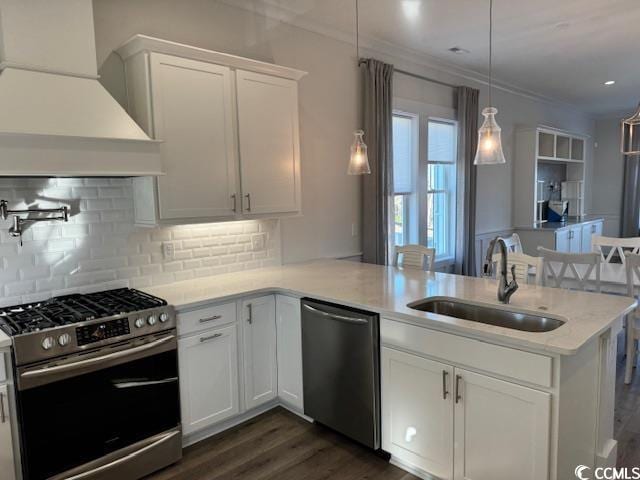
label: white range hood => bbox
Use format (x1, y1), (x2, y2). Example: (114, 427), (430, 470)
(0, 0), (162, 176)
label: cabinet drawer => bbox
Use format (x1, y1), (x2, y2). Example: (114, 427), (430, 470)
(177, 302), (237, 337)
(381, 318), (553, 387)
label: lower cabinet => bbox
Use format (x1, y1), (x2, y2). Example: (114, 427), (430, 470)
(275, 295), (304, 411)
(381, 348), (454, 479)
(453, 369), (551, 480)
(0, 383), (16, 480)
(381, 346), (551, 480)
(178, 323), (240, 435)
(242, 296), (278, 410)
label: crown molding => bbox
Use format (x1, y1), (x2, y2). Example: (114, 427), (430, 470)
(220, 0), (588, 115)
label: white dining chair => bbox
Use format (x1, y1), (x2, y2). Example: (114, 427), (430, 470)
(624, 253), (640, 384)
(592, 235), (640, 265)
(502, 233), (523, 254)
(394, 245), (436, 271)
(537, 247), (601, 292)
(491, 251), (543, 285)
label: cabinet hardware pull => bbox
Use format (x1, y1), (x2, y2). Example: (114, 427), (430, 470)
(199, 315), (222, 324)
(247, 303), (253, 324)
(442, 370), (449, 399)
(245, 193), (252, 212)
(231, 194), (237, 213)
(455, 375), (462, 404)
(200, 333), (223, 343)
(0, 392), (5, 423)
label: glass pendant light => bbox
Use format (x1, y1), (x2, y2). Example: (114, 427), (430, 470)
(474, 0), (506, 165)
(621, 103), (640, 155)
(348, 130), (370, 175)
(347, 0), (371, 175)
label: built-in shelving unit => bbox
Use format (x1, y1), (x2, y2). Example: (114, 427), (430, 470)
(514, 126), (588, 228)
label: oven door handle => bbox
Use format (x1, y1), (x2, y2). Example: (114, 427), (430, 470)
(21, 335), (175, 380)
(63, 429), (180, 480)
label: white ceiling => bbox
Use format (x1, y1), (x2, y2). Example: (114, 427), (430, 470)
(226, 0), (640, 116)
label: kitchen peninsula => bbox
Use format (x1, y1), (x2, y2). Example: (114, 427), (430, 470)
(145, 259), (634, 480)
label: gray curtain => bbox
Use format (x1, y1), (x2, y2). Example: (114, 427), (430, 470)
(621, 155), (640, 237)
(455, 86), (480, 276)
(361, 58), (394, 265)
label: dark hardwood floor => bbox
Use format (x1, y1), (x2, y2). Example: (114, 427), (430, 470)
(147, 407), (418, 480)
(149, 333), (640, 479)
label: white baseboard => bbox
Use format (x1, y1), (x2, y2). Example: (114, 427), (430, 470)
(596, 438), (618, 468)
(182, 401), (310, 448)
(389, 455), (439, 480)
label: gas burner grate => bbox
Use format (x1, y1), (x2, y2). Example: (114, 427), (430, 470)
(0, 288), (167, 336)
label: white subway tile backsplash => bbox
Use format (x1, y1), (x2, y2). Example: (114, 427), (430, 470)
(0, 178), (281, 304)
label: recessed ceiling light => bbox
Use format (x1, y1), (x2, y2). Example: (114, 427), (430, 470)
(448, 46), (470, 54)
(401, 0), (421, 20)
(604, 80), (616, 86)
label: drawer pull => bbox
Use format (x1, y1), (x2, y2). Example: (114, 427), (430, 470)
(455, 375), (463, 404)
(199, 315), (222, 324)
(200, 333), (223, 343)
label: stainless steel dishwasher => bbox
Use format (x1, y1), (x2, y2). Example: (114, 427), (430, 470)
(301, 298), (380, 449)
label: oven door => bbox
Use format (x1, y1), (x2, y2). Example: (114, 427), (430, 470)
(15, 331), (181, 480)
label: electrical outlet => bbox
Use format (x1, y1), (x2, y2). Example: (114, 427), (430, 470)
(252, 234), (266, 251)
(162, 241), (176, 259)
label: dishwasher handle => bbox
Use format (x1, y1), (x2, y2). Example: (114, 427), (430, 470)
(302, 303), (370, 325)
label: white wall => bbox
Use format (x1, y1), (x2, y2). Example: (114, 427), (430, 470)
(591, 117), (624, 236)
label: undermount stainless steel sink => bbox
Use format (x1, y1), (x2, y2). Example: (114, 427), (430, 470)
(407, 298), (566, 333)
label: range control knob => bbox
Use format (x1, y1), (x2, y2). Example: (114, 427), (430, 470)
(58, 333), (71, 347)
(147, 315), (157, 326)
(135, 318), (145, 329)
(159, 312), (169, 323)
(41, 336), (55, 350)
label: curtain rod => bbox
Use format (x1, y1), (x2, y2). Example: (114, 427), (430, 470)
(358, 59), (458, 89)
(395, 68), (459, 89)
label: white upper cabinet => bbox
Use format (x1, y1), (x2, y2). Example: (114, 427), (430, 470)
(236, 70), (301, 215)
(242, 295), (278, 410)
(150, 53), (237, 220)
(117, 35), (306, 225)
(453, 369), (550, 480)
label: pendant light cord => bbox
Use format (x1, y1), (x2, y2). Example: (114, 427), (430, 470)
(489, 0), (493, 108)
(355, 0), (360, 61)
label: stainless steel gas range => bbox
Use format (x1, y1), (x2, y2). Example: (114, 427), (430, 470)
(0, 288), (182, 480)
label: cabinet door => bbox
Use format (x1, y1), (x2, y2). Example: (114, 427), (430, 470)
(382, 347), (454, 480)
(555, 230), (570, 252)
(178, 324), (240, 435)
(242, 295), (277, 410)
(569, 226), (582, 253)
(0, 384), (15, 480)
(150, 53), (238, 219)
(236, 70), (301, 215)
(453, 369), (550, 480)
(276, 295), (303, 411)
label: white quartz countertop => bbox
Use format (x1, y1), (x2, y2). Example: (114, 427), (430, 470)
(0, 330), (11, 348)
(145, 260), (636, 356)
